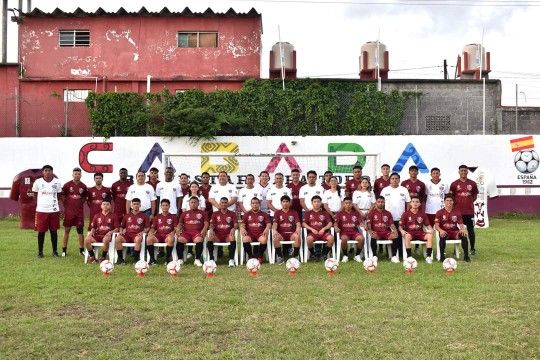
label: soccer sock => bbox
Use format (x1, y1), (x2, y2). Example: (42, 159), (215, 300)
(195, 242), (204, 260)
(228, 241), (236, 260)
(259, 244), (267, 258)
(50, 231), (58, 253)
(439, 237), (447, 258)
(308, 247), (314, 256)
(147, 245), (155, 261)
(325, 245), (332, 256)
(356, 247), (363, 256)
(176, 243), (185, 259)
(88, 250), (95, 258)
(79, 247), (84, 254)
(166, 245), (173, 262)
(371, 239), (378, 257)
(276, 247), (283, 257)
(243, 243), (253, 258)
(207, 241), (215, 260)
(426, 248), (432, 257)
(293, 247), (300, 257)
(62, 247), (67, 253)
(406, 248), (412, 258)
(461, 236), (470, 257)
(464, 216), (476, 250)
(117, 250), (124, 261)
(134, 250), (140, 260)
(102, 250), (108, 258)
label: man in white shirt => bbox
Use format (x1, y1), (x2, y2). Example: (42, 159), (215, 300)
(32, 165), (62, 258)
(380, 172), (411, 262)
(255, 171), (272, 214)
(300, 170), (325, 212)
(238, 174), (261, 214)
(266, 173), (292, 217)
(425, 167), (449, 226)
(155, 167), (181, 215)
(208, 171), (238, 212)
(126, 171), (157, 218)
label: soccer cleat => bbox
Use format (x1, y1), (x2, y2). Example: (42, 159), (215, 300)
(471, 249), (476, 256)
(341, 255), (349, 263)
(116, 258), (126, 265)
(79, 250), (84, 256)
(178, 259), (184, 265)
(228, 259), (236, 267)
(353, 255), (362, 263)
(276, 256), (284, 265)
(186, 252), (193, 259)
(88, 256), (96, 264)
(61, 251), (67, 257)
(464, 256), (471, 262)
(194, 259), (203, 267)
(37, 252), (44, 258)
(149, 259), (157, 266)
(425, 257), (433, 264)
(52, 252), (59, 257)
(391, 256), (400, 263)
(98, 256), (106, 263)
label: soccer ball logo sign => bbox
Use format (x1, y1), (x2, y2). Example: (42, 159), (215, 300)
(514, 150), (539, 174)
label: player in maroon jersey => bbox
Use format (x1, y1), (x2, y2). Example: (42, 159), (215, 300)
(334, 197), (365, 262)
(367, 196), (399, 259)
(199, 172), (213, 217)
(9, 168), (42, 229)
(85, 197), (118, 263)
(115, 198), (150, 264)
(374, 164), (391, 197)
(87, 173), (112, 230)
(287, 168), (305, 218)
(146, 167), (160, 191)
(272, 195), (302, 264)
(434, 195), (470, 262)
(401, 165), (427, 208)
(111, 168), (133, 224)
(321, 170), (333, 190)
(61, 167), (88, 257)
(302, 195), (334, 260)
(209, 197), (238, 266)
(345, 165), (363, 197)
(147, 199), (178, 265)
(241, 197), (271, 262)
(177, 196), (209, 267)
(449, 165), (479, 255)
(399, 196), (433, 262)
(179, 173), (191, 198)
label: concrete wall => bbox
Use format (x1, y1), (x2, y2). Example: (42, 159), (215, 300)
(0, 64), (19, 136)
(501, 107), (540, 135)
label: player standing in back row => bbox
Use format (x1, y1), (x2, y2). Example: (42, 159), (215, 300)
(345, 165), (363, 197)
(450, 165), (479, 255)
(87, 173), (112, 230)
(287, 169), (305, 218)
(111, 168), (133, 224)
(61, 167), (87, 257)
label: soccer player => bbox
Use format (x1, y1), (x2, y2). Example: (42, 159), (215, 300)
(374, 164), (391, 197)
(238, 174), (261, 214)
(87, 173), (112, 230)
(181, 182), (207, 211)
(266, 172), (293, 217)
(302, 196), (334, 260)
(148, 199), (178, 265)
(367, 196), (399, 259)
(199, 172), (213, 216)
(255, 171), (272, 214)
(287, 168), (305, 218)
(434, 195), (470, 262)
(450, 165), (479, 255)
(381, 172), (411, 261)
(322, 176), (344, 218)
(334, 197), (365, 263)
(401, 165), (427, 208)
(241, 197), (271, 262)
(209, 197), (239, 267)
(115, 198), (150, 264)
(126, 171), (157, 218)
(345, 165), (363, 197)
(399, 196), (433, 263)
(61, 167), (88, 257)
(208, 171), (237, 212)
(300, 170), (325, 212)
(32, 165), (62, 257)
(425, 167), (449, 226)
(177, 197), (209, 267)
(351, 178), (375, 220)
(272, 195), (301, 264)
(146, 167), (160, 191)
(179, 173), (191, 198)
(321, 170), (333, 190)
(155, 166), (181, 216)
(111, 168), (133, 224)
(85, 197), (118, 263)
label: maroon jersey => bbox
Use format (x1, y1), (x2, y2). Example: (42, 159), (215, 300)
(180, 209), (208, 232)
(243, 210), (270, 238)
(200, 184), (213, 213)
(62, 180), (88, 218)
(111, 179), (133, 219)
(146, 180), (160, 191)
(91, 212), (118, 237)
(345, 179), (361, 196)
(334, 210), (362, 233)
(121, 212), (150, 235)
(10, 169), (42, 229)
(321, 182), (331, 190)
(401, 179), (427, 203)
(180, 185), (190, 197)
(87, 186), (112, 221)
(374, 177), (391, 197)
(435, 208), (463, 231)
(368, 209), (394, 232)
(274, 209), (300, 235)
(152, 213), (178, 236)
(287, 182), (305, 214)
(450, 179), (478, 216)
(211, 210), (237, 234)
(399, 210), (430, 232)
(304, 209), (332, 232)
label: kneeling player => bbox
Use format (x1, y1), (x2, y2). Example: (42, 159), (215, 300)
(85, 198), (118, 263)
(115, 198), (150, 264)
(399, 196), (433, 263)
(177, 197), (209, 267)
(434, 195), (470, 262)
(147, 199), (177, 265)
(241, 197), (271, 262)
(272, 195), (301, 264)
(334, 197), (365, 262)
(367, 196), (399, 262)
(209, 197), (239, 267)
(303, 196), (333, 260)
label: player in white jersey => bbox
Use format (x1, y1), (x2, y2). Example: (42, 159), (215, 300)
(300, 170), (325, 211)
(238, 174), (262, 213)
(208, 171), (238, 212)
(181, 182), (207, 211)
(266, 172), (292, 216)
(425, 167), (449, 226)
(322, 176), (344, 217)
(255, 171), (272, 214)
(352, 178), (376, 220)
(126, 171), (157, 217)
(32, 165), (62, 258)
(155, 166), (181, 215)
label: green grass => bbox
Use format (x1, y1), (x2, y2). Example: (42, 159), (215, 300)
(0, 217), (539, 359)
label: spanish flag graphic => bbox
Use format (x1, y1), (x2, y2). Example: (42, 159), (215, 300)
(510, 136), (535, 152)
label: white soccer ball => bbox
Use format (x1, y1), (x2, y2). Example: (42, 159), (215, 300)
(246, 258), (261, 273)
(285, 258), (301, 272)
(166, 260), (181, 275)
(324, 258), (339, 272)
(442, 257), (458, 272)
(403, 257), (418, 272)
(134, 260), (149, 274)
(203, 260), (217, 274)
(514, 150), (539, 174)
(99, 260), (114, 274)
(363, 258), (377, 272)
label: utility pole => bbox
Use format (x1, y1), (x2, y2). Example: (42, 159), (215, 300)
(443, 59), (448, 80)
(515, 84), (518, 134)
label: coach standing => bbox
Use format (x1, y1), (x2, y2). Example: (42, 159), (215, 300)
(126, 171), (157, 219)
(450, 165), (479, 255)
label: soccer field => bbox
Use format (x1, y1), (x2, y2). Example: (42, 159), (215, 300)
(0, 216), (539, 359)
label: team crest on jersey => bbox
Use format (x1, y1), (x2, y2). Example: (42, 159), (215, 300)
(137, 218), (143, 224)
(52, 184), (58, 190)
(248, 215), (252, 221)
(416, 186), (421, 192)
(79, 188), (84, 194)
(288, 216), (294, 222)
(401, 193), (406, 197)
(102, 193), (107, 199)
(467, 185), (472, 191)
(319, 214), (325, 220)
(442, 215), (447, 221)
(258, 216), (264, 222)
(408, 216), (412, 221)
(451, 216), (457, 222)
(69, 187), (73, 192)
(117, 186), (121, 191)
(383, 215), (388, 222)
(226, 217), (232, 223)
(196, 213), (202, 219)
(167, 219), (173, 225)
(97, 218), (102, 224)
(158, 219), (162, 224)
(417, 217), (423, 224)
(352, 216), (357, 222)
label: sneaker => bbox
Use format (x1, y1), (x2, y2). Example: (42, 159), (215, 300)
(37, 252), (44, 258)
(79, 250), (84, 256)
(471, 249), (476, 256)
(276, 256), (284, 265)
(341, 255), (349, 263)
(391, 256), (400, 263)
(116, 258), (126, 265)
(440, 255), (446, 262)
(149, 259), (157, 265)
(178, 259), (184, 265)
(88, 256), (96, 264)
(464, 256), (471, 262)
(186, 252), (193, 259)
(52, 252), (59, 257)
(98, 256), (106, 263)
(62, 251), (67, 257)
(288, 247), (294, 256)
(425, 257), (433, 264)
(194, 259), (203, 267)
(228, 259), (236, 267)
(372, 256), (378, 263)
(353, 255), (362, 263)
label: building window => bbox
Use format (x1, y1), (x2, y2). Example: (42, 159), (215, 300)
(425, 115), (451, 132)
(64, 90), (90, 102)
(59, 30), (90, 47)
(177, 32), (218, 48)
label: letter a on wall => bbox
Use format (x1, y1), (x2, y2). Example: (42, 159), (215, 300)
(138, 143), (165, 173)
(265, 143), (301, 173)
(392, 143), (428, 173)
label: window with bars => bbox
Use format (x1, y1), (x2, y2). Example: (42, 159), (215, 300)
(64, 90), (90, 102)
(177, 32), (218, 48)
(59, 30), (90, 47)
(425, 115), (451, 132)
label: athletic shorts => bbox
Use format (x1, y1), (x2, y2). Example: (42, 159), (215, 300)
(35, 212), (60, 232)
(245, 231), (264, 241)
(426, 214), (436, 226)
(154, 232), (171, 243)
(307, 231), (331, 241)
(340, 231), (363, 241)
(373, 231), (392, 240)
(179, 231), (202, 242)
(440, 230), (460, 240)
(91, 234), (108, 243)
(122, 232), (140, 243)
(214, 231), (231, 243)
(408, 231), (427, 240)
(276, 231), (295, 241)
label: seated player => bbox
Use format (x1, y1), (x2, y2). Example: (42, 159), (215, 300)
(176, 196), (209, 267)
(241, 197), (271, 262)
(434, 195), (470, 262)
(302, 195), (334, 260)
(209, 197), (239, 267)
(367, 196), (399, 262)
(399, 196), (433, 263)
(115, 198), (150, 264)
(334, 197), (365, 263)
(272, 195), (301, 264)
(84, 197), (118, 263)
(147, 199), (178, 265)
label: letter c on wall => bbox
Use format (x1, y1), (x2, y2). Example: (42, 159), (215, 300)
(79, 143), (114, 173)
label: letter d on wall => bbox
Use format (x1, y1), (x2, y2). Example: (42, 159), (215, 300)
(328, 143), (366, 173)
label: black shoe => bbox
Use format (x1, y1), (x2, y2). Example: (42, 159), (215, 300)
(470, 249), (476, 256)
(52, 252), (59, 257)
(79, 250), (84, 256)
(116, 258), (126, 265)
(149, 259), (157, 265)
(37, 252), (44, 258)
(464, 256), (471, 262)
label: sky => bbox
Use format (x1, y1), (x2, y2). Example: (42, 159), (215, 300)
(3, 0), (540, 106)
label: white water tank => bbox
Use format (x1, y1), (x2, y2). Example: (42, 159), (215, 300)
(361, 41), (387, 70)
(463, 43), (487, 71)
(270, 42), (295, 70)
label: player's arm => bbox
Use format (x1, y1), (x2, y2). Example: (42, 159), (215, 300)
(238, 198), (248, 214)
(300, 198), (309, 212)
(240, 219), (248, 236)
(263, 221), (271, 236)
(322, 220), (333, 233)
(302, 220), (314, 234)
(267, 199), (277, 213)
(295, 221), (302, 236)
(176, 191), (181, 213)
(433, 218), (444, 235)
(200, 220), (209, 239)
(208, 195), (219, 209)
(272, 218), (278, 232)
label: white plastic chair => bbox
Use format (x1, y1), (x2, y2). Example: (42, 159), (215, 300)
(270, 231), (302, 264)
(302, 228), (336, 261)
(205, 229), (240, 266)
(110, 233), (145, 264)
(402, 230), (432, 262)
(239, 233), (271, 265)
(435, 230), (461, 261)
(84, 233), (117, 263)
(335, 227), (368, 263)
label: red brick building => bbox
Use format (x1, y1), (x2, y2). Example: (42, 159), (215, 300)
(0, 7), (262, 136)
